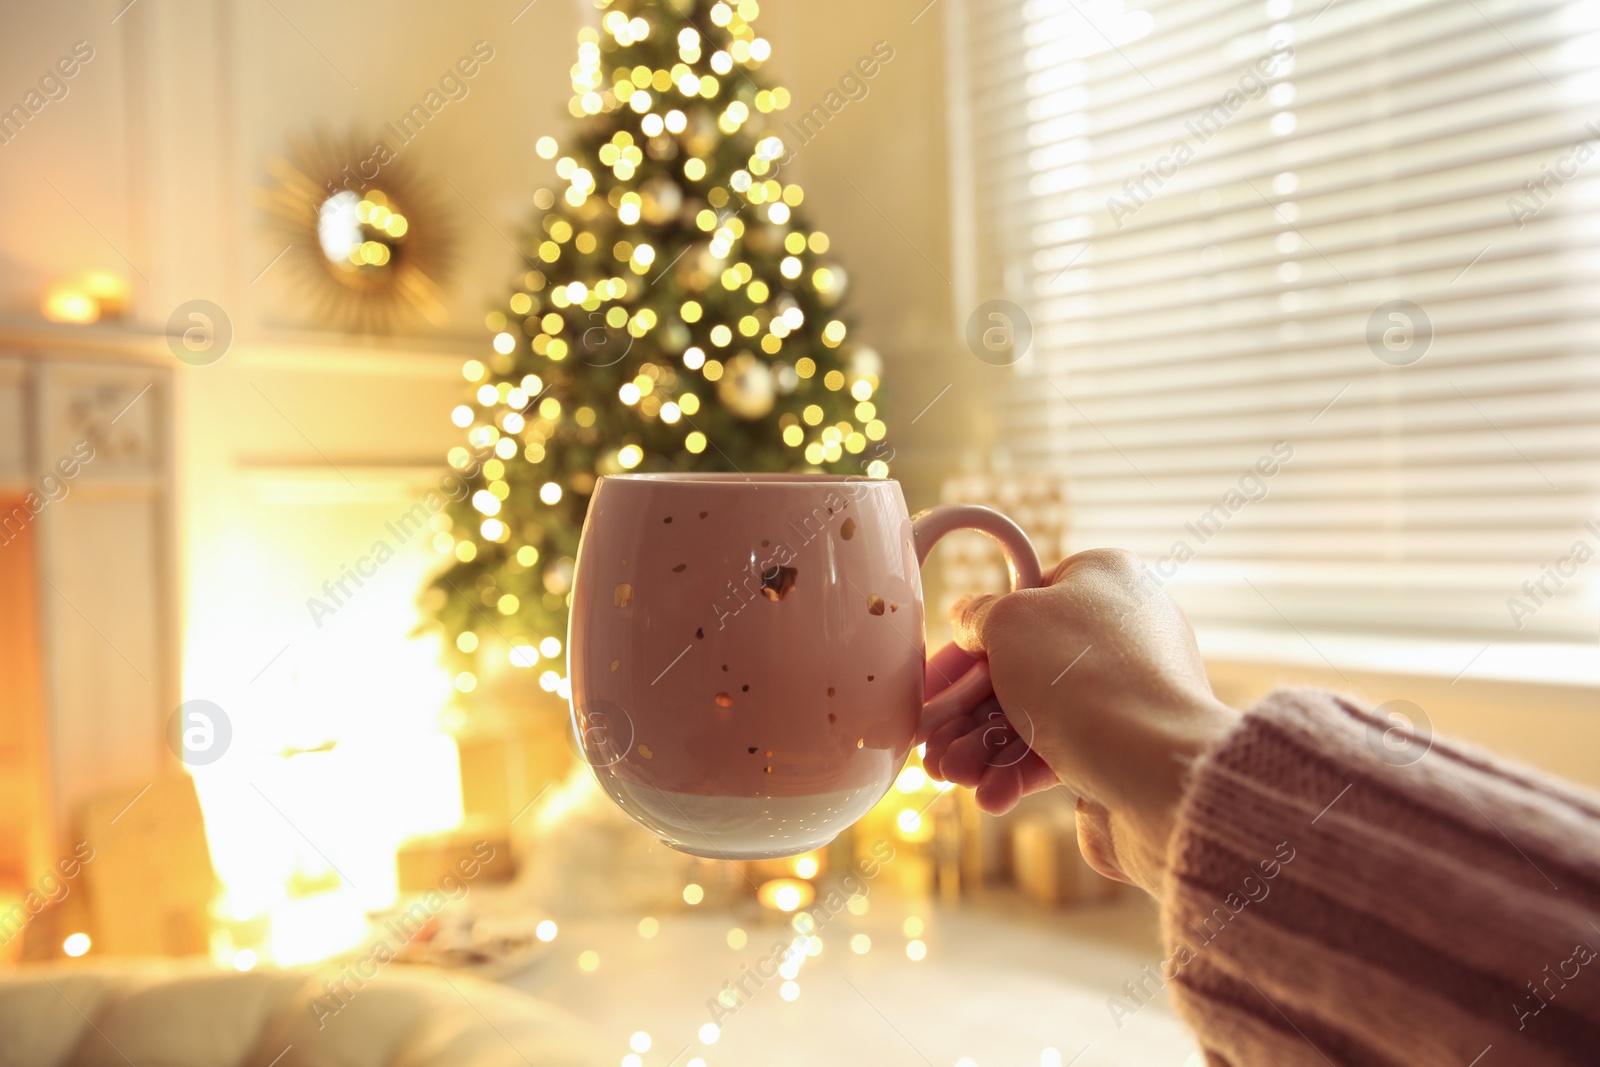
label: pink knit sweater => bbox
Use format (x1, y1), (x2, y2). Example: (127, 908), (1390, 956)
(1161, 688), (1600, 1066)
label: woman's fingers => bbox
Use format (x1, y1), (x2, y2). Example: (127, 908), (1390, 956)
(950, 555), (1085, 655)
(925, 640), (981, 700)
(975, 747), (1059, 815)
(948, 594), (1001, 654)
(923, 710), (979, 781)
(975, 760), (1028, 814)
(927, 699), (1060, 809)
(935, 722), (1003, 787)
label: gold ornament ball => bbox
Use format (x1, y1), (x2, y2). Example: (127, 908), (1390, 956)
(544, 556), (575, 596)
(717, 353), (777, 419)
(850, 345), (884, 380)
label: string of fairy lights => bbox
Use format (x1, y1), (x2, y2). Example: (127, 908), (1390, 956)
(429, 0), (890, 695)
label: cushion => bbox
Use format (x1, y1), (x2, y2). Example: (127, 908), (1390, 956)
(0, 961), (606, 1067)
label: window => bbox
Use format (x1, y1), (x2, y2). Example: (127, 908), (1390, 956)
(953, 0), (1600, 650)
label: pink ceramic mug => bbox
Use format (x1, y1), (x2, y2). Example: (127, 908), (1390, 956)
(567, 473), (1042, 859)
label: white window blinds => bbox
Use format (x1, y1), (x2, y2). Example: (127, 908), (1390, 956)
(952, 0), (1600, 648)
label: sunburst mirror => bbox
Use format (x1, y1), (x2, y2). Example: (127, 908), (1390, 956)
(257, 132), (456, 333)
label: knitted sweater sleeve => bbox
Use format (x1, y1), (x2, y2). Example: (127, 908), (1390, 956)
(1159, 688), (1600, 1067)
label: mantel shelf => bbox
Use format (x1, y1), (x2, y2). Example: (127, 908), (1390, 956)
(0, 319), (169, 365)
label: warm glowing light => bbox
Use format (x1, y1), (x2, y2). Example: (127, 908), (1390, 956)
(685, 431), (707, 453)
(540, 481), (563, 504)
(451, 405), (474, 428)
(850, 934), (871, 954)
(907, 939), (927, 961)
(847, 894), (869, 915)
(63, 933), (91, 957)
(578, 950), (600, 972)
(233, 949), (258, 971)
(618, 444), (644, 468)
(758, 878), (815, 912)
(898, 809), (921, 833)
(78, 270), (131, 312)
(794, 855), (819, 879)
(726, 927), (748, 949)
(630, 1031), (652, 1053)
(536, 920), (558, 942)
(620, 382), (642, 404)
(896, 766), (928, 793)
(780, 980), (800, 1001)
(42, 284), (99, 324)
(638, 916), (660, 938)
(904, 916), (925, 937)
(539, 636), (562, 658)
(683, 883), (705, 905)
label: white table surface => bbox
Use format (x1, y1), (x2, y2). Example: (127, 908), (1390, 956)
(498, 888), (1201, 1066)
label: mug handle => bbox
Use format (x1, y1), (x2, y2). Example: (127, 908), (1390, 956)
(911, 504), (1044, 742)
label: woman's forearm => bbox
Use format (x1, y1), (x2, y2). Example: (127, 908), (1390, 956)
(1159, 688), (1600, 1067)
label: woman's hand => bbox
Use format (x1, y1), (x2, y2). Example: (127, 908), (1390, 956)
(923, 549), (1238, 894)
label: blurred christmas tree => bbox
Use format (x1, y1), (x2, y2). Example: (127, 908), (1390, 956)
(423, 0), (890, 696)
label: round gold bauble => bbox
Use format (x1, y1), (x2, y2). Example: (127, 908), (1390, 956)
(717, 353), (777, 419)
